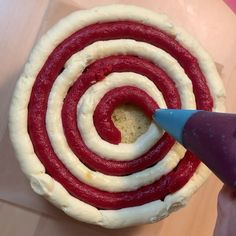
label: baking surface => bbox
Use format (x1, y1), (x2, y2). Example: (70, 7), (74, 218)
(0, 0), (236, 235)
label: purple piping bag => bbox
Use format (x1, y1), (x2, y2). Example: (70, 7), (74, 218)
(153, 109), (236, 190)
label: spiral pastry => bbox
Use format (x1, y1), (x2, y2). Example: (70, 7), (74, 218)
(9, 5), (225, 228)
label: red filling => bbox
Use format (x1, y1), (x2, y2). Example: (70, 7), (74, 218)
(62, 55), (177, 175)
(94, 86), (159, 144)
(28, 21), (212, 210)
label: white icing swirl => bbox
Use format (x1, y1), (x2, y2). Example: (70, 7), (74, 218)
(46, 68), (185, 192)
(45, 39), (194, 192)
(72, 40), (196, 160)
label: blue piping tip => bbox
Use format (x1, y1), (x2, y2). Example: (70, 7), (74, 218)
(153, 109), (199, 144)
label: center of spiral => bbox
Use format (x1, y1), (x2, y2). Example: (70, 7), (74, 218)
(93, 85), (159, 145)
(112, 104), (151, 144)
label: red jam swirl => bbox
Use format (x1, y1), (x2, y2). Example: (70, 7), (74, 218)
(28, 21), (212, 209)
(62, 55), (178, 175)
(93, 86), (158, 144)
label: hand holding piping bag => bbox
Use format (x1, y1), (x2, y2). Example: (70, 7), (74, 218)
(153, 109), (236, 236)
(153, 109), (236, 190)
